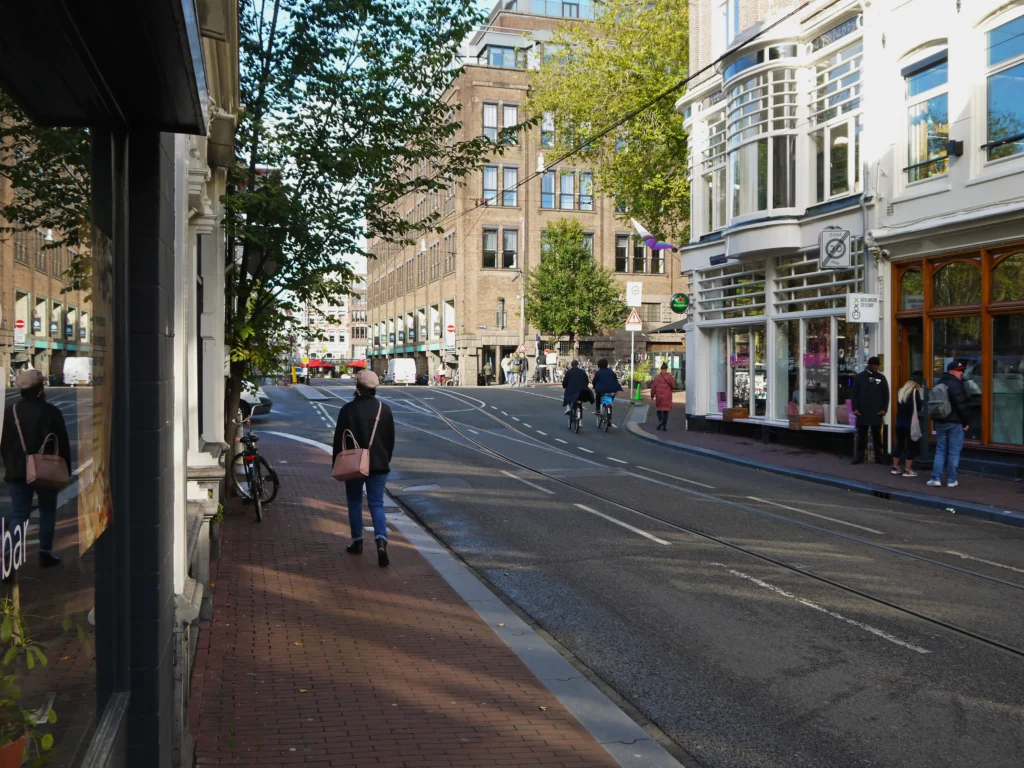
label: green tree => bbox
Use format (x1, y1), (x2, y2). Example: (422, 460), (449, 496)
(227, 0), (515, 439)
(0, 92), (92, 287)
(527, 0), (689, 243)
(525, 219), (625, 352)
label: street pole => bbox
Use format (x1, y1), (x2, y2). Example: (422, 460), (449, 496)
(630, 330), (635, 395)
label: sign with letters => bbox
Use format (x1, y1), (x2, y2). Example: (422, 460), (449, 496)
(820, 228), (852, 269)
(846, 293), (880, 323)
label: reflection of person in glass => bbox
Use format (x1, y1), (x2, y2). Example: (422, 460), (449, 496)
(851, 356), (889, 465)
(1, 369), (72, 567)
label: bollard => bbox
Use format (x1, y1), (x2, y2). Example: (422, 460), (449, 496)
(633, 384), (642, 402)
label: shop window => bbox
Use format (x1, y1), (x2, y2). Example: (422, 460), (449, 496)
(774, 319), (800, 419)
(710, 327), (728, 413)
(804, 316), (833, 423)
(836, 319), (858, 425)
(992, 313), (1024, 445)
(985, 15), (1024, 161)
(932, 315), (982, 439)
(904, 51), (949, 182)
(730, 327), (750, 411)
(992, 252), (1024, 303)
(932, 260), (981, 307)
(900, 269), (924, 310)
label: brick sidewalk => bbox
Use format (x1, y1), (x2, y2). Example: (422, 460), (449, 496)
(190, 434), (620, 768)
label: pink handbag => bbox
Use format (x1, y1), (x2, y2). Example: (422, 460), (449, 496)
(332, 402), (383, 481)
(14, 405), (71, 489)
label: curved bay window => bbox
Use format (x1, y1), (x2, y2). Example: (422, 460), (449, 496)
(726, 60), (798, 219)
(894, 249), (1024, 448)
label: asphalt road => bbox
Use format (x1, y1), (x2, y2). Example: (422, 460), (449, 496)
(254, 381), (1024, 768)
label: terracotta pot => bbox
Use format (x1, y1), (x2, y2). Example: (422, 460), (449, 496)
(0, 732), (27, 768)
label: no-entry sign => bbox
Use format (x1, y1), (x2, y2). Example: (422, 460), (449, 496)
(14, 319), (24, 329)
(446, 324), (455, 334)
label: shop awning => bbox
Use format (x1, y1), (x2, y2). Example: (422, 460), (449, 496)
(0, 0), (208, 133)
(307, 359), (324, 368)
(348, 360), (367, 369)
(650, 318), (689, 333)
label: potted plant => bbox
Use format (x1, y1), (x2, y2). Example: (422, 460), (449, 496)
(0, 598), (56, 767)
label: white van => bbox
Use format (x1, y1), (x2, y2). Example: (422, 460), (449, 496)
(385, 358), (417, 385)
(63, 357), (93, 386)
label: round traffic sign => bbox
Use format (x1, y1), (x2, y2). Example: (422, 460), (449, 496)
(14, 319), (25, 329)
(670, 293), (690, 314)
(446, 324), (455, 334)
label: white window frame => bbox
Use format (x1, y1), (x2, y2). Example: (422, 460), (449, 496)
(483, 103), (498, 142)
(807, 37), (864, 203)
(984, 13), (1024, 164)
(902, 48), (949, 186)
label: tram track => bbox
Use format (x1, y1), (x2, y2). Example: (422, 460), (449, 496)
(394, 387), (1024, 661)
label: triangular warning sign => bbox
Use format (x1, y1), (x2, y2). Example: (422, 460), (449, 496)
(626, 308), (641, 325)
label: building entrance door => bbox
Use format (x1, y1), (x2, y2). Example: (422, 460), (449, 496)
(897, 318), (924, 385)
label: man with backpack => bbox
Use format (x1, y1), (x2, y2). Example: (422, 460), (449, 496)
(927, 360), (972, 488)
(851, 356), (889, 465)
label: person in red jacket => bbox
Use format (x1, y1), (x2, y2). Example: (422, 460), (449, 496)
(650, 364), (676, 431)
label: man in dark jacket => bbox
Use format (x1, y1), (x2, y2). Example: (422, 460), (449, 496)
(333, 370), (396, 566)
(591, 359), (623, 415)
(561, 360), (594, 413)
(928, 360), (972, 488)
(1, 368), (72, 567)
(851, 356), (889, 465)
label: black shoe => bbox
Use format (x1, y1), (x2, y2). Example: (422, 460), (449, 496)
(346, 540), (363, 555)
(39, 552), (61, 568)
(377, 539), (389, 568)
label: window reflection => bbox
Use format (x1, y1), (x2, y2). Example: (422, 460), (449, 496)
(932, 315), (982, 439)
(992, 253), (1024, 303)
(900, 269), (924, 310)
(932, 260), (982, 306)
(993, 314), (1024, 445)
(804, 317), (832, 423)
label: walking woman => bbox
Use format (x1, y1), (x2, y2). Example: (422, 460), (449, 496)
(333, 370), (396, 566)
(891, 371), (925, 477)
(650, 363), (676, 431)
(1, 369), (71, 567)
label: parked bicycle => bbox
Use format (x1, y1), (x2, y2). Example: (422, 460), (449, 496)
(596, 394), (614, 432)
(444, 370), (461, 386)
(230, 417), (280, 521)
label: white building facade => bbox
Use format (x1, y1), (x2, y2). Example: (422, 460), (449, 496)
(680, 0), (1024, 474)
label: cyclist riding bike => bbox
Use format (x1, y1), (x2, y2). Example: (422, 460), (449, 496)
(591, 358), (623, 416)
(562, 359), (594, 415)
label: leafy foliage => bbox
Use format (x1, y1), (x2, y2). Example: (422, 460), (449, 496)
(0, 598), (57, 758)
(527, 0), (690, 242)
(227, 0), (515, 438)
(525, 219), (626, 344)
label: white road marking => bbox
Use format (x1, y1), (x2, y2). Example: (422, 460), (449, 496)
(607, 457), (627, 464)
(468, 429), (480, 435)
(575, 505), (671, 545)
(747, 496), (885, 535)
(501, 411), (508, 415)
(578, 447), (594, 454)
(636, 466), (715, 489)
(512, 417), (520, 422)
(710, 563), (930, 654)
(555, 438), (568, 444)
(490, 406), (498, 410)
(501, 470), (555, 495)
(536, 430), (547, 436)
(945, 550), (1024, 575)
(437, 391), (486, 408)
(523, 423), (532, 428)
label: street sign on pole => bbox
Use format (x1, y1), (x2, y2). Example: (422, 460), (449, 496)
(517, 343), (528, 354)
(625, 282), (643, 308)
(624, 308), (642, 332)
(846, 293), (880, 323)
(819, 228), (852, 269)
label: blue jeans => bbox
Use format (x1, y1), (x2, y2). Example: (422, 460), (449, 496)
(931, 423), (965, 484)
(344, 473), (389, 541)
(7, 483), (58, 554)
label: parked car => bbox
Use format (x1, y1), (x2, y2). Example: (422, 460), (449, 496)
(415, 374), (428, 386)
(240, 387), (273, 418)
(48, 373), (65, 386)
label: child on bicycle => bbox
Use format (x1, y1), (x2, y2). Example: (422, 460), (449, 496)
(591, 359), (623, 415)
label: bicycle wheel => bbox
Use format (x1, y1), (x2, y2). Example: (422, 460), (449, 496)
(568, 409), (574, 430)
(230, 451), (255, 499)
(574, 406), (581, 433)
(252, 459), (264, 522)
(603, 406), (612, 432)
(256, 455), (279, 504)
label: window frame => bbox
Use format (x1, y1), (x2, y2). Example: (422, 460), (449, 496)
(502, 166), (519, 207)
(579, 172), (593, 211)
(984, 13), (1024, 162)
(902, 49), (950, 184)
(541, 171), (556, 209)
(559, 170), (575, 210)
(482, 229), (499, 269)
(483, 102), (499, 142)
(615, 235), (629, 273)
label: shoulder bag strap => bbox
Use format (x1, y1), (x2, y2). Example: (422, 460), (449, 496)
(12, 403), (29, 454)
(366, 401), (384, 448)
